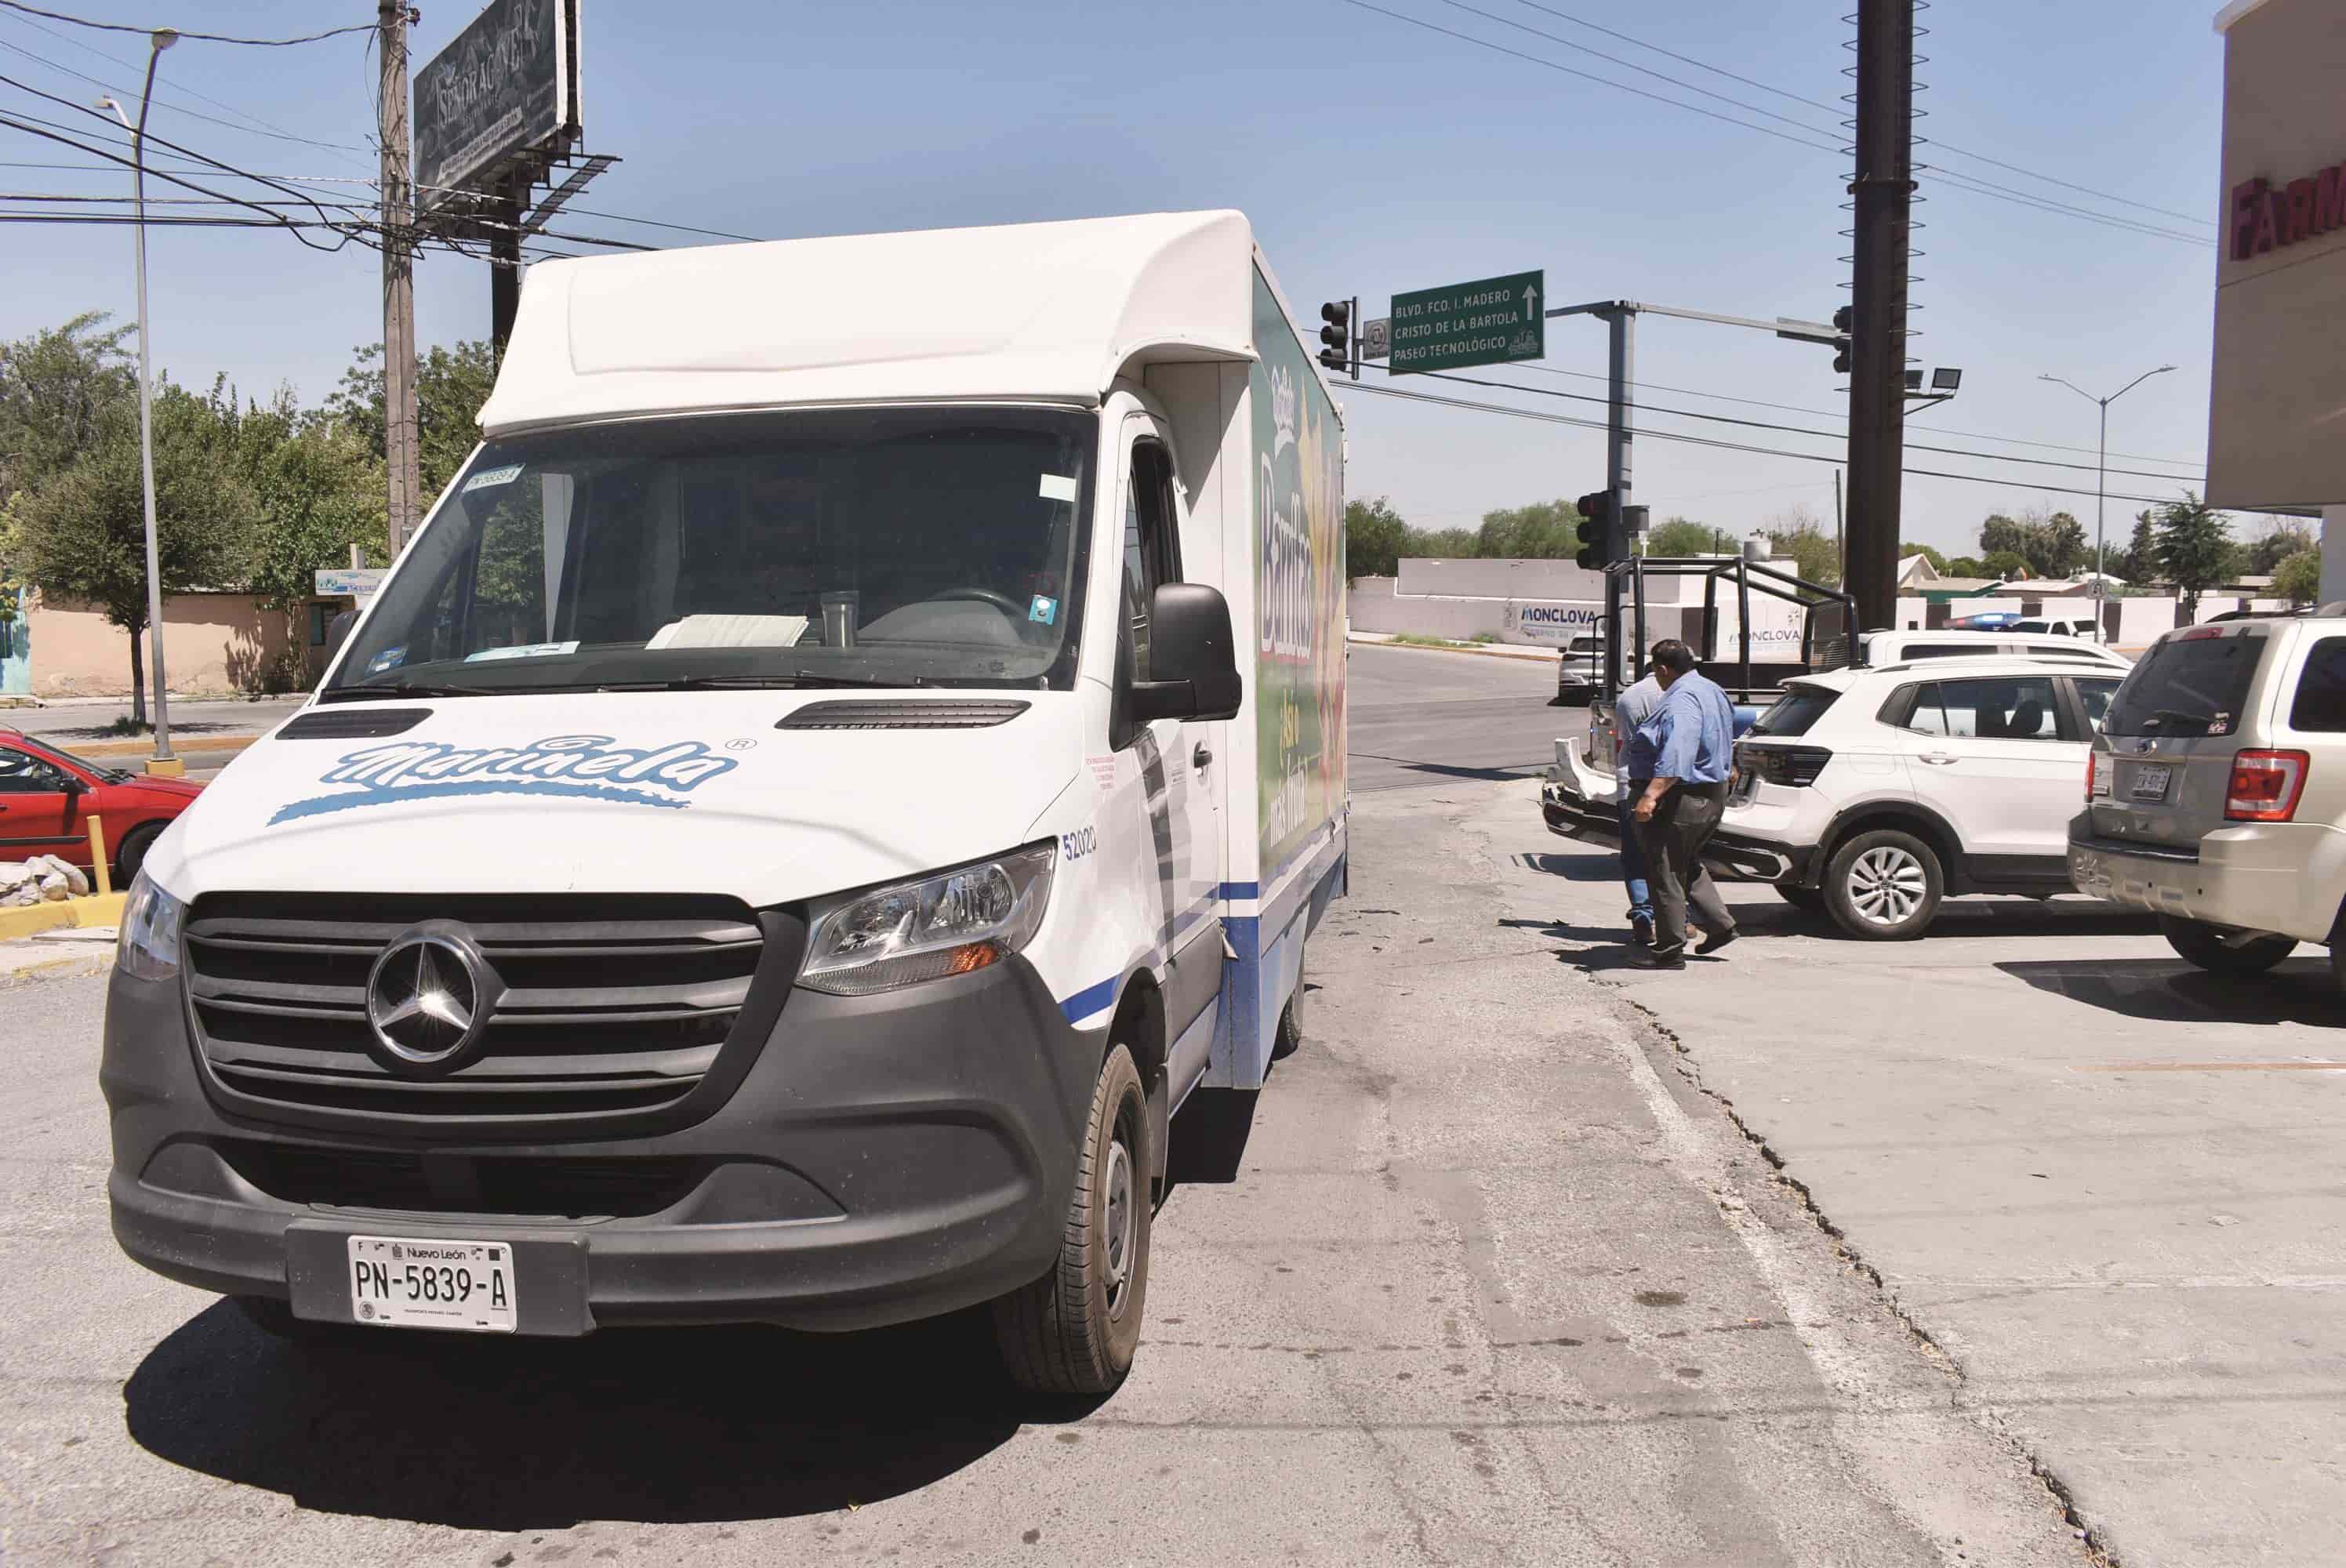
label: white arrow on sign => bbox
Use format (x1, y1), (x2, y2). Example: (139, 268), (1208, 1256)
(1522, 282), (1539, 321)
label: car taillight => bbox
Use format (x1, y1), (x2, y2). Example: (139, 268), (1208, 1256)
(1740, 745), (1832, 787)
(2224, 750), (2309, 822)
(2087, 750), (2112, 801)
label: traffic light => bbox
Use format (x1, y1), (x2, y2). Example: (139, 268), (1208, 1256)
(1318, 300), (1352, 376)
(1575, 488), (1617, 571)
(1832, 307), (1854, 375)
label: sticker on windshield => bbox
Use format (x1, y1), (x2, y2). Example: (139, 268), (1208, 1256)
(1029, 595), (1059, 626)
(465, 641), (579, 663)
(271, 733), (743, 826)
(1038, 474), (1080, 503)
(365, 646), (406, 674)
(461, 463), (525, 493)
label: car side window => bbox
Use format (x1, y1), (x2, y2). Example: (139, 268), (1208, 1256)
(0, 747), (66, 793)
(2288, 637), (2346, 732)
(1902, 682), (1952, 736)
(1899, 644), (1976, 660)
(1933, 676), (2061, 740)
(1120, 438), (1180, 685)
(2075, 678), (2121, 733)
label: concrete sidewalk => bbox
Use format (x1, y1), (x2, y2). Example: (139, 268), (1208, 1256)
(1493, 780), (2346, 1568)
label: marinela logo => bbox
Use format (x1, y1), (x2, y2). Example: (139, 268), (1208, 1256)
(270, 733), (742, 825)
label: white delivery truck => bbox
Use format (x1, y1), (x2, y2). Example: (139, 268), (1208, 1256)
(102, 211), (1349, 1395)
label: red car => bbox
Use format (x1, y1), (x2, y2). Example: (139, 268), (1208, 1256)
(0, 728), (204, 884)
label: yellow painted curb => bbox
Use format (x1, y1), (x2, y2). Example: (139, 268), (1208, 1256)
(0, 891), (128, 942)
(58, 734), (258, 760)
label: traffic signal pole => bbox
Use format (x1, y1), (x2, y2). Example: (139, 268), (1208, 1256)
(1603, 305), (1633, 697)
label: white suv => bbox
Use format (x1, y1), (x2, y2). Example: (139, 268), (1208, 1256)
(1712, 655), (2126, 938)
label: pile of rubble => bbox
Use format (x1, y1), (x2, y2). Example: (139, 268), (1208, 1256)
(0, 856), (93, 909)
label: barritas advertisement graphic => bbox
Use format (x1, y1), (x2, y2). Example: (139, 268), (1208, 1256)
(1251, 267), (1346, 874)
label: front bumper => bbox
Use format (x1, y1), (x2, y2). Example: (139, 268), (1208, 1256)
(2068, 815), (2341, 944)
(103, 953), (1098, 1334)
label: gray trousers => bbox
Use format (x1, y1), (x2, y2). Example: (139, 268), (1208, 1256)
(1632, 781), (1734, 956)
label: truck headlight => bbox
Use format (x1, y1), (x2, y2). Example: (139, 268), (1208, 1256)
(801, 845), (1055, 996)
(117, 869), (185, 983)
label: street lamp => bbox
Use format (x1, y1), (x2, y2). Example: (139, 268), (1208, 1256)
(2039, 364), (2177, 633)
(96, 26), (180, 776)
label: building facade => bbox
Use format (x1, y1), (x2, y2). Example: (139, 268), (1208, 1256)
(2208, 0), (2346, 597)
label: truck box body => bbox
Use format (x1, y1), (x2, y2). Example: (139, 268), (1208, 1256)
(102, 211), (1346, 1367)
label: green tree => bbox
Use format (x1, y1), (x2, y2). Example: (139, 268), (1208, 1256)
(1979, 514), (2031, 563)
(1765, 524), (1841, 587)
(2040, 511), (2089, 577)
(2155, 492), (2239, 621)
(1343, 495), (1407, 580)
(326, 339), (499, 500)
(1475, 499), (1576, 559)
(2246, 521), (2317, 576)
(1899, 541), (1949, 573)
(2273, 548), (2322, 606)
(1648, 517), (1721, 556)
(238, 389), (387, 688)
(1981, 550), (2032, 581)
(2117, 510), (2159, 586)
(12, 382), (252, 721)
(1404, 526), (1478, 557)
(1945, 555), (1985, 578)
(0, 312), (136, 505)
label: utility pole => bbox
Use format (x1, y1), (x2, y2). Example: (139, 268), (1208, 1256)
(1843, 0), (1916, 633)
(1833, 468), (1844, 579)
(379, 1), (421, 557)
(489, 170), (524, 355)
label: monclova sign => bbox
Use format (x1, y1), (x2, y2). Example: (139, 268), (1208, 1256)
(2228, 156), (2346, 260)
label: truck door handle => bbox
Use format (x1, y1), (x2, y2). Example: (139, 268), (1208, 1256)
(1193, 743), (1214, 771)
(1917, 751), (1957, 765)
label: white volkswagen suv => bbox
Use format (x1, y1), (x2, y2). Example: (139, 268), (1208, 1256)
(1710, 655), (2126, 938)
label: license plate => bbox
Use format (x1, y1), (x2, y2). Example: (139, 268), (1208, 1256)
(2129, 763), (2173, 801)
(347, 1235), (517, 1332)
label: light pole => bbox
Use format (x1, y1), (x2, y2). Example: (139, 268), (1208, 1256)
(2039, 364), (2177, 635)
(96, 26), (180, 775)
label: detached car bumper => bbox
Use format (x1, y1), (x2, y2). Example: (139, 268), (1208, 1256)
(2068, 816), (2344, 944)
(1542, 750), (1622, 837)
(103, 954), (1095, 1335)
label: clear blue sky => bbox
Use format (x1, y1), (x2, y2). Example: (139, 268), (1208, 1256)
(0, 0), (2264, 561)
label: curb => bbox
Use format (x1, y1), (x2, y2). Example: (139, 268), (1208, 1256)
(0, 891), (129, 942)
(64, 734), (260, 760)
(1348, 633), (1556, 665)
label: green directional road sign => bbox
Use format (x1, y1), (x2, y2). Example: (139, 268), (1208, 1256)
(1388, 270), (1544, 374)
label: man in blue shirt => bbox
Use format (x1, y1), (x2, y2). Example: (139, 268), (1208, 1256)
(1611, 664), (1665, 946)
(1629, 640), (1741, 968)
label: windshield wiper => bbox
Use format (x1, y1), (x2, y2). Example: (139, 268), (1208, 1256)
(2144, 706), (2221, 731)
(318, 681), (497, 703)
(628, 673), (935, 691)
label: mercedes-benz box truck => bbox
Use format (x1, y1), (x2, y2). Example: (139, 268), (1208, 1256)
(102, 210), (1348, 1394)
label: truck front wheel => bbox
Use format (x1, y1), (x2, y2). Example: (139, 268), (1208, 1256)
(992, 1044), (1153, 1396)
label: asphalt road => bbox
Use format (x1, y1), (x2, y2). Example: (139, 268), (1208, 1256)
(1346, 643), (1572, 794)
(5, 647), (2107, 1566)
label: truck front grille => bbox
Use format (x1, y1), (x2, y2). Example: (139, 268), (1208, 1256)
(184, 893), (775, 1131)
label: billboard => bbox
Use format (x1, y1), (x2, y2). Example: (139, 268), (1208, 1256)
(413, 0), (579, 212)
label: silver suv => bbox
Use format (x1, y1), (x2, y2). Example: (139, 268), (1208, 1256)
(2070, 617), (2346, 982)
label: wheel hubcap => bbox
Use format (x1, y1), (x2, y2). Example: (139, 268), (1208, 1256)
(1847, 846), (1927, 925)
(1102, 1131), (1135, 1316)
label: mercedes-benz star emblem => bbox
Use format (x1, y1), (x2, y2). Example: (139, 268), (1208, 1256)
(365, 925), (497, 1074)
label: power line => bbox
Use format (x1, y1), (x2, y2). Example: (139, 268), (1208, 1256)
(0, 2), (376, 47)
(1338, 0), (2211, 246)
(0, 14), (368, 154)
(1365, 360), (2205, 483)
(1340, 379), (2198, 506)
(1509, 0), (2213, 229)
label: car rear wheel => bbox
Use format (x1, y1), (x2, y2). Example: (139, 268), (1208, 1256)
(1773, 884), (1828, 915)
(1824, 829), (1942, 941)
(992, 1044), (1152, 1396)
(2159, 915), (2295, 977)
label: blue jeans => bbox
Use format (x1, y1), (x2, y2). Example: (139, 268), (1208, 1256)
(1618, 786), (1654, 923)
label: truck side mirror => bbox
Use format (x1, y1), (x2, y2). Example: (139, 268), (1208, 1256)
(1131, 583), (1243, 723)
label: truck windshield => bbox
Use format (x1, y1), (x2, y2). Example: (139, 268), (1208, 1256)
(327, 406), (1096, 699)
(2104, 633), (2264, 738)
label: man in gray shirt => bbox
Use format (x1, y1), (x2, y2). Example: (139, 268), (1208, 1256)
(1611, 663), (1664, 946)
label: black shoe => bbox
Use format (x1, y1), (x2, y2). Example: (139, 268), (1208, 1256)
(1629, 947), (1686, 970)
(1698, 927), (1741, 956)
(1629, 913), (1655, 947)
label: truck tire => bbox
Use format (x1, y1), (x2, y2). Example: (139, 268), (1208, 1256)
(1772, 884), (1828, 916)
(993, 1044), (1152, 1397)
(1823, 829), (1942, 941)
(2159, 915), (2294, 977)
(1271, 954), (1306, 1061)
